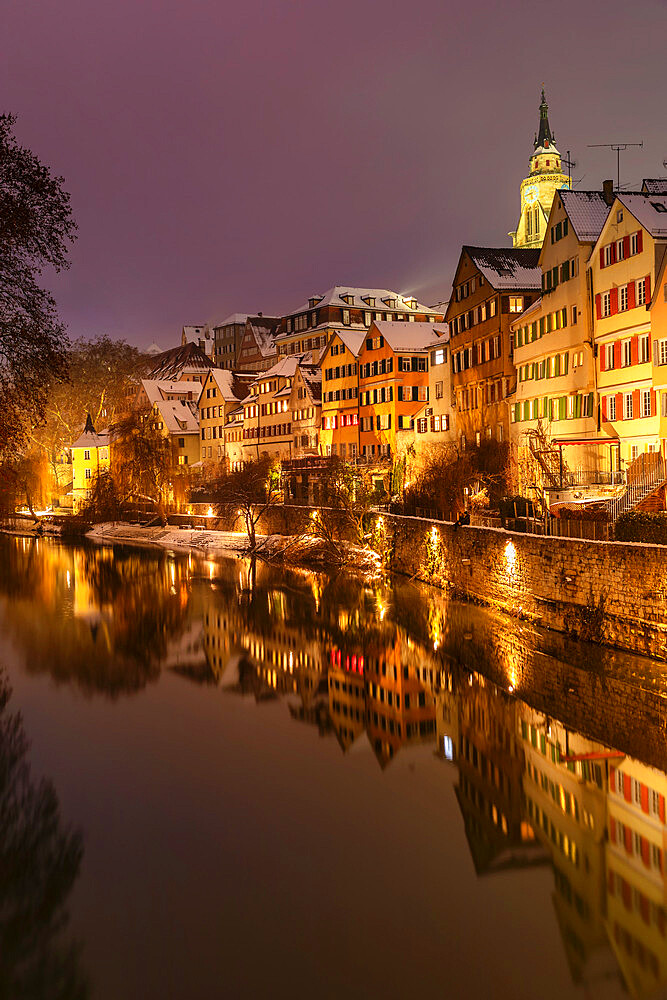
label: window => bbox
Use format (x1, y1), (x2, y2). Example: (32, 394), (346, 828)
(435, 381), (443, 399)
(604, 245), (613, 267)
(178, 437), (185, 448)
(630, 232), (638, 255)
(636, 278), (646, 306)
(605, 343), (614, 369)
(642, 389), (652, 417)
(619, 285), (628, 311)
(342, 309), (350, 325)
(83, 449), (90, 460)
(622, 339), (632, 367)
(601, 291), (611, 317)
(606, 395), (616, 421)
(509, 296), (524, 313)
(624, 393), (633, 420)
(640, 333), (649, 363)
(490, 298), (497, 318)
(616, 238), (625, 261)
(85, 468), (92, 479)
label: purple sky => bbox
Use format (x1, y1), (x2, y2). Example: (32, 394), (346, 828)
(3, 0), (665, 349)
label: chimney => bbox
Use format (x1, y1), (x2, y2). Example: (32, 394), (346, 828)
(258, 311), (263, 317)
(602, 179), (614, 206)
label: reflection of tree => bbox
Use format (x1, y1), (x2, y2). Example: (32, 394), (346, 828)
(0, 670), (88, 998)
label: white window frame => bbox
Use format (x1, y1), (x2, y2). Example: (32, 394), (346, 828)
(619, 285), (628, 311)
(602, 291), (611, 317)
(624, 393), (633, 420)
(636, 278), (646, 306)
(607, 394), (617, 421)
(622, 339), (632, 367)
(641, 389), (652, 418)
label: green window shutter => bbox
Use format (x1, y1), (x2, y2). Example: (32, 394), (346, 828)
(562, 353), (569, 375)
(540, 733), (546, 755)
(575, 395), (581, 419)
(559, 397), (567, 420)
(588, 391), (594, 417)
(548, 398), (553, 420)
(563, 218), (569, 237)
(555, 355), (561, 377)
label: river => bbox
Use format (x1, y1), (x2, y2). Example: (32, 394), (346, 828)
(0, 534), (665, 999)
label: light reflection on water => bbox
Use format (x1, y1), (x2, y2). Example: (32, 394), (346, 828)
(0, 534), (666, 1000)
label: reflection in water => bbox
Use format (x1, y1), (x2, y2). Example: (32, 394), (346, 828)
(0, 668), (87, 998)
(1, 535), (666, 998)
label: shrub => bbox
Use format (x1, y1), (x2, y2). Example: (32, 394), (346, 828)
(559, 506), (609, 523)
(615, 510), (667, 544)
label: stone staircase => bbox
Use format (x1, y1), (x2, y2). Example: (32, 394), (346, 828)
(605, 453), (667, 523)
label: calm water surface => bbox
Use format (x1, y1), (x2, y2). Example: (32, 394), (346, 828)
(0, 535), (666, 999)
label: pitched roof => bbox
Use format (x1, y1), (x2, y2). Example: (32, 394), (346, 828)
(140, 379), (202, 407)
(206, 368), (254, 403)
(642, 179), (667, 195)
(616, 193), (667, 237)
(145, 342), (213, 380)
(153, 398), (199, 434)
(283, 285), (438, 318)
(211, 313), (251, 328)
(559, 190), (610, 242)
(243, 316), (280, 358)
(463, 247), (542, 289)
(298, 364), (322, 404)
(334, 330), (366, 356)
(261, 354), (307, 379)
(369, 321), (448, 353)
(71, 414), (110, 450)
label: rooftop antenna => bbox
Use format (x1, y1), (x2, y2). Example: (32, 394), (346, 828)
(562, 150), (577, 188)
(588, 142), (643, 191)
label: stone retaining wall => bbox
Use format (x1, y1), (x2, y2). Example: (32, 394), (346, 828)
(379, 513), (667, 661)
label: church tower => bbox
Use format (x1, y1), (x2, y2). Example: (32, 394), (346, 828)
(510, 90), (571, 248)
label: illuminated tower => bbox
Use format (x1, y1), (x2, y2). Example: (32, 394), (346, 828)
(510, 90), (570, 248)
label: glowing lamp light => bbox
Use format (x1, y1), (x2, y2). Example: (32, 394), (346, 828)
(504, 540), (517, 574)
(207, 506), (214, 518)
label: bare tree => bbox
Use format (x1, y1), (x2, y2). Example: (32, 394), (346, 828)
(0, 113), (76, 459)
(111, 410), (172, 525)
(210, 457), (281, 551)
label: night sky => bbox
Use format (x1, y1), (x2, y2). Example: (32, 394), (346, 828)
(3, 0), (665, 348)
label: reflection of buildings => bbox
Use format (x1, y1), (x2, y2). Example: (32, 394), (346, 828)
(606, 758), (667, 997)
(443, 669), (546, 875)
(518, 707), (620, 992)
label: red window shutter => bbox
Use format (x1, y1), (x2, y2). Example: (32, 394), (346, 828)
(641, 784), (649, 813)
(637, 230), (643, 253)
(610, 287), (618, 314)
(641, 838), (650, 867)
(600, 346), (606, 372)
(602, 395), (608, 421)
(624, 825), (633, 853)
(624, 774), (632, 801)
(653, 390), (658, 417)
(624, 235), (630, 258)
(595, 293), (602, 319)
(614, 341), (622, 369)
(616, 392), (623, 420)
(660, 795), (666, 823)
(631, 335), (639, 366)
(611, 242), (617, 263)
(633, 388), (640, 417)
(628, 281), (636, 309)
(645, 274), (651, 303)
(600, 247), (606, 269)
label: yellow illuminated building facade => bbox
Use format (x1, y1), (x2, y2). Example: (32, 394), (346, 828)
(510, 90), (571, 249)
(71, 414), (110, 512)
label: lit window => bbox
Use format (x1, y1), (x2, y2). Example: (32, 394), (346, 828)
(509, 296), (524, 313)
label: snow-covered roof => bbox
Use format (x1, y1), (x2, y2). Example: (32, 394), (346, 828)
(145, 342), (162, 356)
(642, 179), (667, 195)
(260, 355), (306, 380)
(182, 325), (208, 340)
(141, 379), (201, 407)
(205, 368), (254, 403)
(369, 321), (448, 353)
(559, 190), (610, 242)
(463, 247), (542, 289)
(153, 398), (199, 434)
(616, 193), (667, 237)
(298, 364), (322, 404)
(333, 330), (366, 356)
(283, 285), (439, 318)
(146, 343), (213, 379)
(72, 415), (110, 450)
(211, 313), (250, 329)
(244, 317), (280, 358)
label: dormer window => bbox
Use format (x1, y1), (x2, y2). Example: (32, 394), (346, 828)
(362, 296), (375, 307)
(286, 318), (292, 333)
(382, 297), (396, 308)
(341, 293), (354, 305)
(308, 296), (322, 308)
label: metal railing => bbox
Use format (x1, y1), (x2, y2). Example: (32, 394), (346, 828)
(606, 453), (666, 522)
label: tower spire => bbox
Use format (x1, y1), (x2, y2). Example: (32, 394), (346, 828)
(535, 88), (554, 149)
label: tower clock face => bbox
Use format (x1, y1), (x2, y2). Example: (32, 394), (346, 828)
(523, 184), (538, 205)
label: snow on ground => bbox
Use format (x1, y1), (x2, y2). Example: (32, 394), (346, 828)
(86, 522), (255, 555)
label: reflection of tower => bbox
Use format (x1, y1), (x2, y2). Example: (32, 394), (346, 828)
(606, 757), (667, 997)
(510, 90), (571, 248)
(518, 706), (622, 992)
